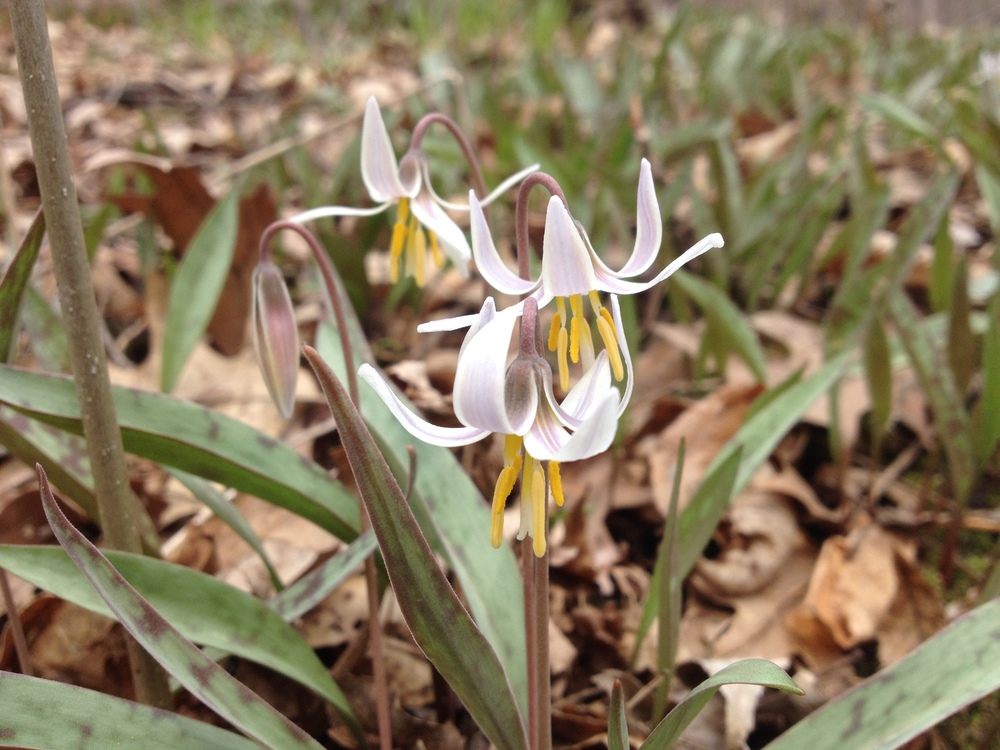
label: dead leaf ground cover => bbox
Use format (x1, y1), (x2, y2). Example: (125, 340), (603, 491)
(1, 2), (999, 748)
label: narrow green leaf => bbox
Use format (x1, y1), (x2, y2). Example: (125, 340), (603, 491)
(642, 659), (803, 749)
(972, 316), (1000, 469)
(304, 347), (528, 750)
(167, 467), (283, 591)
(161, 188), (240, 392)
(0, 364), (359, 539)
(671, 270), (767, 383)
(678, 350), (853, 576)
(608, 681), (630, 750)
(975, 164), (1000, 236)
(35, 467), (325, 749)
(860, 93), (938, 143)
(764, 599), (1000, 750)
(654, 440), (685, 723)
(20, 283), (71, 372)
(929, 211), (954, 314)
(0, 543), (360, 739)
(0, 210), (45, 362)
(863, 317), (892, 455)
(0, 671), (263, 750)
(946, 258), (975, 396)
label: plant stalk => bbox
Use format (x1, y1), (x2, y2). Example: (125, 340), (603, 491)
(8, 0), (171, 708)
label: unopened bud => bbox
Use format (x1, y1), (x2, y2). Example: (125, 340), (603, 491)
(252, 263), (299, 418)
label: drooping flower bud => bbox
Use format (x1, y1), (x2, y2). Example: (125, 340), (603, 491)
(252, 262), (300, 418)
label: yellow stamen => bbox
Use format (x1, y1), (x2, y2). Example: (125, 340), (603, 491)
(397, 197), (411, 223)
(556, 296), (568, 323)
(569, 316), (581, 364)
(588, 289), (603, 315)
(557, 327), (569, 392)
(599, 305), (615, 330)
(413, 223), (427, 287)
(596, 315), (624, 381)
(548, 461), (564, 507)
(530, 457), (546, 558)
(491, 435), (524, 548)
(569, 293), (584, 320)
(547, 312), (562, 352)
(503, 433), (523, 464)
(389, 207), (408, 283)
(429, 231), (444, 267)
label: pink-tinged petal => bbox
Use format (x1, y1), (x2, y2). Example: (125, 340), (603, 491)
(289, 202), (392, 224)
(551, 389), (619, 461)
(594, 232), (724, 294)
(540, 196), (599, 297)
(522, 400), (572, 461)
(453, 307), (522, 434)
(504, 360), (541, 437)
(469, 192), (538, 296)
(616, 158), (663, 277)
(610, 294), (634, 417)
(417, 313), (481, 333)
(559, 351), (613, 420)
(360, 97), (409, 202)
(479, 163), (541, 207)
(359, 363), (489, 447)
(410, 189), (472, 274)
(252, 263), (300, 419)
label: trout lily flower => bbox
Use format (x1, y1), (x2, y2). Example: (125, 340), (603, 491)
(291, 97), (537, 286)
(359, 296), (633, 557)
(470, 158), (723, 390)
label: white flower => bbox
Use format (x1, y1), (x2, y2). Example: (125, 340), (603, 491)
(291, 97), (536, 285)
(359, 296), (633, 556)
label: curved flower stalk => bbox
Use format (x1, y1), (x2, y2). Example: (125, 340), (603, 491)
(290, 97), (538, 286)
(359, 296), (633, 557)
(470, 158), (724, 390)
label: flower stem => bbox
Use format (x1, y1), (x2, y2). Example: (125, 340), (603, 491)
(409, 112), (489, 204)
(259, 220), (391, 750)
(514, 173), (568, 282)
(8, 0), (171, 709)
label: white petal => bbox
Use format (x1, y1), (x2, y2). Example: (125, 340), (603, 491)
(452, 306), (521, 433)
(360, 97), (409, 203)
(560, 351), (613, 420)
(540, 196), (600, 297)
(359, 364), (488, 447)
(522, 399), (573, 461)
(289, 202), (392, 224)
(417, 313), (481, 333)
(610, 294), (634, 417)
(410, 188), (472, 275)
(594, 233), (724, 294)
(616, 158), (663, 277)
(480, 163), (541, 206)
(552, 389), (619, 461)
(469, 191), (538, 296)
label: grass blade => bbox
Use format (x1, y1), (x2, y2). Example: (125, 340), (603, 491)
(608, 681), (630, 750)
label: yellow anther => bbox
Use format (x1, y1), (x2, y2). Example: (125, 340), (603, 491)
(557, 327), (569, 392)
(556, 296), (568, 322)
(547, 312), (562, 352)
(569, 316), (581, 364)
(429, 232), (444, 267)
(596, 315), (624, 381)
(579, 316), (594, 364)
(548, 461), (564, 507)
(569, 293), (584, 320)
(389, 221), (406, 283)
(491, 465), (519, 548)
(599, 305), (615, 331)
(503, 433), (523, 464)
(396, 197), (411, 223)
(530, 458), (547, 557)
(588, 290), (603, 315)
(413, 224), (427, 287)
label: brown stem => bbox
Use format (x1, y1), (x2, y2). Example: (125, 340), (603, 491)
(8, 0), (171, 708)
(258, 221), (359, 407)
(533, 532), (552, 750)
(0, 568), (32, 676)
(522, 544), (538, 750)
(514, 173), (568, 281)
(409, 112), (489, 204)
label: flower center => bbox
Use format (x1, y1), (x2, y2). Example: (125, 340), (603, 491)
(389, 198), (444, 286)
(546, 291), (625, 391)
(489, 434), (564, 558)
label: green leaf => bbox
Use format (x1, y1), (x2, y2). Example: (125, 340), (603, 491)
(975, 164), (1000, 236)
(161, 187), (239, 392)
(167, 467), (282, 591)
(304, 347), (528, 750)
(0, 364), (359, 539)
(946, 258), (975, 396)
(642, 659), (803, 749)
(34, 467), (326, 750)
(863, 317), (892, 455)
(972, 316), (1000, 470)
(0, 671), (263, 750)
(0, 543), (360, 739)
(763, 599), (1000, 750)
(608, 681), (630, 750)
(19, 283), (70, 372)
(0, 210), (45, 362)
(860, 93), (938, 143)
(654, 440), (685, 723)
(678, 350), (853, 576)
(670, 270), (767, 383)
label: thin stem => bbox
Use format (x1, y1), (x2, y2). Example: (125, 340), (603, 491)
(403, 445), (418, 504)
(258, 221), (359, 406)
(409, 112), (488, 203)
(8, 0), (171, 708)
(0, 568), (32, 676)
(514, 173), (568, 281)
(522, 545), (538, 750)
(533, 530), (552, 750)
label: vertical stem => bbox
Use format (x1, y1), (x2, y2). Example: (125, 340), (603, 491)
(8, 0), (171, 708)
(533, 538), (551, 750)
(522, 545), (538, 749)
(259, 220), (389, 748)
(514, 173), (567, 281)
(0, 569), (32, 676)
(410, 113), (489, 203)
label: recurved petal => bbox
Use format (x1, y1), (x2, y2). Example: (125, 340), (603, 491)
(360, 97), (409, 203)
(410, 189), (472, 275)
(540, 196), (600, 297)
(609, 294), (634, 417)
(252, 263), (300, 419)
(469, 192), (538, 296)
(551, 388), (619, 461)
(289, 202), (392, 224)
(615, 158), (663, 278)
(359, 363), (489, 447)
(453, 306), (523, 434)
(559, 351), (613, 420)
(593, 232), (724, 294)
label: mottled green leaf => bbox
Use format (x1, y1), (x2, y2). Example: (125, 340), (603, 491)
(304, 347), (528, 750)
(161, 187), (239, 392)
(764, 599), (1000, 750)
(642, 659), (802, 749)
(0, 671), (262, 750)
(35, 468), (326, 750)
(0, 210), (45, 363)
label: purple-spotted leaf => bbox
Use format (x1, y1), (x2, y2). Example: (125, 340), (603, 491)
(641, 659), (802, 749)
(35, 465), (325, 750)
(0, 671), (261, 750)
(303, 346), (528, 750)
